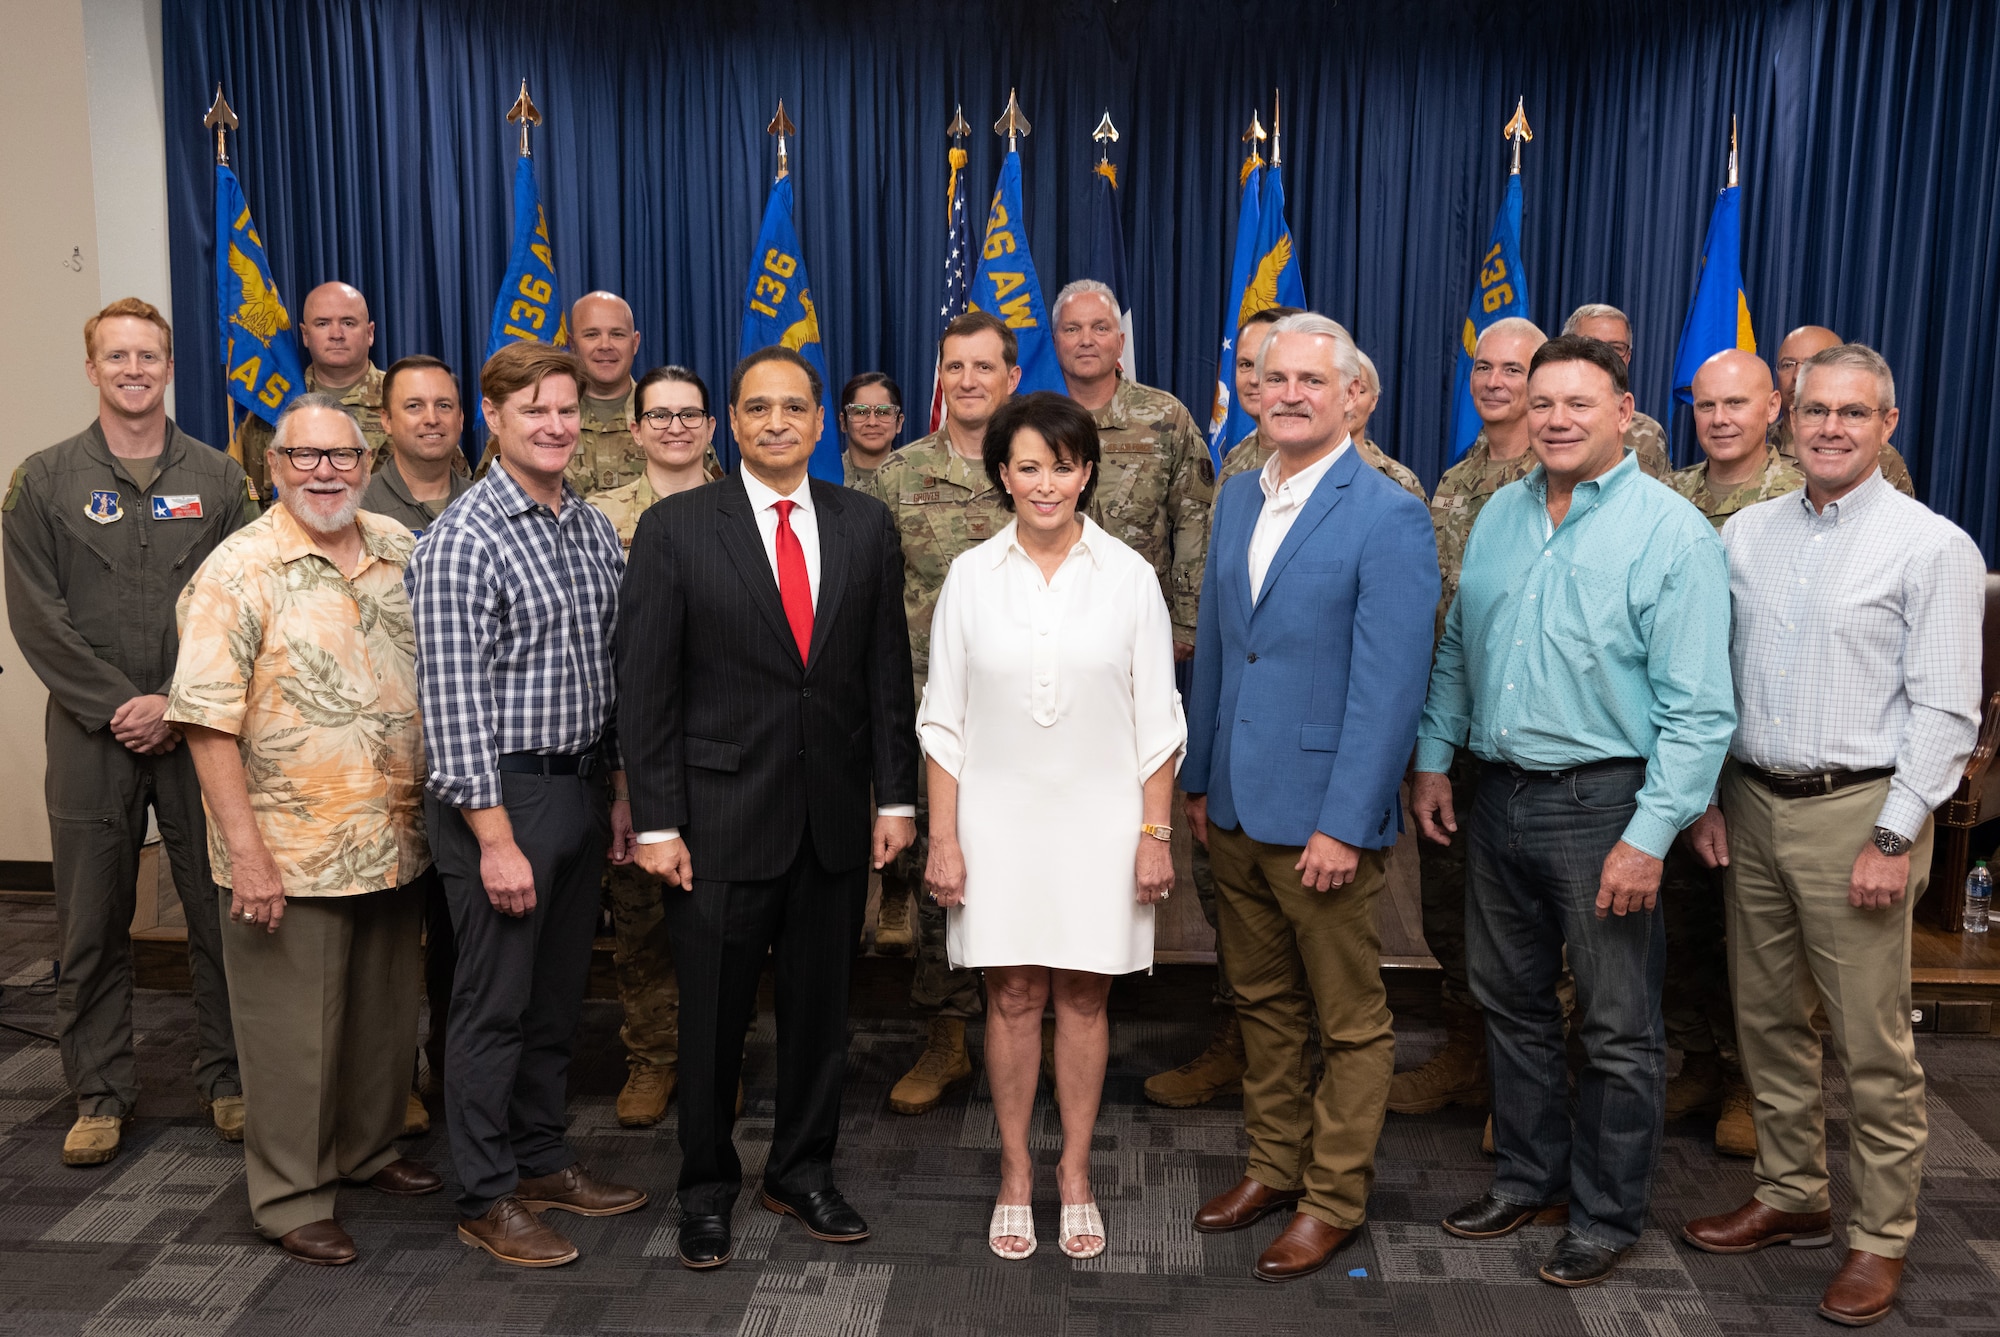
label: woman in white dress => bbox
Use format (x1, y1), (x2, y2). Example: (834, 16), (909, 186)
(918, 392), (1185, 1263)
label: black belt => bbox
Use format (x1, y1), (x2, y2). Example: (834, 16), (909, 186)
(1737, 763), (1893, 800)
(1501, 757), (1646, 783)
(498, 750), (599, 778)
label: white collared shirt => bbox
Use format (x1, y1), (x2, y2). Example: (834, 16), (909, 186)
(739, 466), (821, 606)
(1247, 437), (1349, 601)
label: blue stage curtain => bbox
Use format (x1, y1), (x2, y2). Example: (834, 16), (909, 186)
(164, 0), (2000, 558)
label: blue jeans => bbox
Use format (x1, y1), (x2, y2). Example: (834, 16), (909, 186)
(1464, 759), (1665, 1252)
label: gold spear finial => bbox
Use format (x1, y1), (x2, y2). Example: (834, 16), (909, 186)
(768, 98), (797, 181)
(203, 85), (238, 166)
(506, 80), (542, 158)
(1728, 114), (1739, 188)
(946, 103), (971, 142)
(1270, 89), (1284, 168)
(1091, 109), (1120, 168)
(1239, 110), (1267, 186)
(1503, 97), (1534, 176)
(994, 88), (1031, 152)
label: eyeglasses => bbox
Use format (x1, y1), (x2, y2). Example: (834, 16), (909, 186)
(639, 408), (708, 428)
(1795, 404), (1884, 427)
(844, 404), (902, 421)
(276, 446), (365, 471)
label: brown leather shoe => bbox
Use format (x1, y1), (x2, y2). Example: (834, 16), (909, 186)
(458, 1197), (579, 1267)
(1194, 1176), (1306, 1233)
(278, 1219), (357, 1266)
(516, 1163), (648, 1217)
(1682, 1198), (1834, 1254)
(356, 1157), (444, 1196)
(1253, 1211), (1355, 1282)
(1818, 1249), (1903, 1327)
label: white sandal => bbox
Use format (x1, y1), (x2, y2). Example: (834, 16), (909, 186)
(1058, 1201), (1105, 1260)
(989, 1203), (1036, 1260)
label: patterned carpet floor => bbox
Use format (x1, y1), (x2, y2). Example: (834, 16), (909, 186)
(1, 943), (1997, 1334)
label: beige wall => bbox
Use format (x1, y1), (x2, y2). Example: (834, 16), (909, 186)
(0, 0), (104, 860)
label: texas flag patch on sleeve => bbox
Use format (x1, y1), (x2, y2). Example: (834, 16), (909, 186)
(151, 495), (204, 520)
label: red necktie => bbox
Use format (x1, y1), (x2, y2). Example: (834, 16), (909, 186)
(773, 499), (813, 661)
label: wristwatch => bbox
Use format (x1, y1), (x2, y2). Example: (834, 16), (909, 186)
(1140, 823), (1173, 843)
(1872, 826), (1913, 857)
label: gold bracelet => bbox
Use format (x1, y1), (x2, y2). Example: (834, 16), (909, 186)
(1140, 823), (1173, 842)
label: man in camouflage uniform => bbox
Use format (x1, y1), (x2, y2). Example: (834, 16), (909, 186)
(860, 312), (1020, 1114)
(584, 365), (724, 1126)
(3, 299), (254, 1166)
(234, 282), (392, 497)
(1770, 324), (1916, 496)
(564, 291), (648, 493)
(1562, 305), (1673, 476)
(1662, 349), (1805, 1159)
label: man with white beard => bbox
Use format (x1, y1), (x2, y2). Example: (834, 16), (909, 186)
(167, 394), (441, 1267)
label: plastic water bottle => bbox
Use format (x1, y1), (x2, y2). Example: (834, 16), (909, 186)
(1966, 861), (1992, 935)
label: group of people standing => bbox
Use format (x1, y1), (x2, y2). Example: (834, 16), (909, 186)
(3, 276), (1981, 1329)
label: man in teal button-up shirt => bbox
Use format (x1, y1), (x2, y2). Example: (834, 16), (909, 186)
(1410, 336), (1735, 1287)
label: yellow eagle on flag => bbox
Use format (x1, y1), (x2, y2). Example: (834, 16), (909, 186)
(1238, 236), (1293, 327)
(780, 289), (821, 353)
(227, 244), (292, 341)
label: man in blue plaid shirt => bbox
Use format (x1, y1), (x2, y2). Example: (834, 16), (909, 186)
(407, 340), (645, 1268)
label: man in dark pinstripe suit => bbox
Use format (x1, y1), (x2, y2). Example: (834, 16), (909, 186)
(618, 346), (919, 1271)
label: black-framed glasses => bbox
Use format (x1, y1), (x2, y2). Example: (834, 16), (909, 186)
(639, 408), (709, 428)
(1796, 403), (1884, 427)
(844, 403), (902, 421)
(276, 446), (365, 471)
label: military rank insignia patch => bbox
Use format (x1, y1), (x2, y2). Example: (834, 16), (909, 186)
(87, 490), (124, 524)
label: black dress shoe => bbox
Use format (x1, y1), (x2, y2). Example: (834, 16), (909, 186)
(1537, 1231), (1623, 1287)
(761, 1185), (869, 1242)
(1442, 1193), (1568, 1240)
(677, 1213), (733, 1270)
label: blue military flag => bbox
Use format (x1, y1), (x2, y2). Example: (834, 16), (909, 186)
(970, 148), (1063, 394)
(484, 155), (567, 367)
(1670, 182), (1755, 404)
(214, 163), (305, 436)
(1083, 157), (1135, 378)
(1447, 174), (1531, 460)
(1207, 153), (1265, 463)
(1245, 162), (1308, 321)
(739, 173), (840, 482)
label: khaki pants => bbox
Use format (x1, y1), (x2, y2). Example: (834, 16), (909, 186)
(1721, 766), (1931, 1257)
(1210, 824), (1391, 1230)
(221, 880), (423, 1239)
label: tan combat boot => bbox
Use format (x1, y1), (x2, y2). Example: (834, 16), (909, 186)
(1388, 1000), (1488, 1114)
(874, 886), (913, 956)
(888, 1017), (973, 1114)
(1143, 1014), (1247, 1108)
(1665, 1050), (1727, 1120)
(1714, 1080), (1758, 1158)
(402, 1090), (430, 1137)
(617, 1061), (676, 1127)
(63, 1114), (124, 1166)
(207, 1094), (246, 1142)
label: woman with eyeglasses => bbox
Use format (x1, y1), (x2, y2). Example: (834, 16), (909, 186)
(587, 365), (721, 553)
(838, 372), (904, 486)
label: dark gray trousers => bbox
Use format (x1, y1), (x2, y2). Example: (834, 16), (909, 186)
(427, 774), (607, 1218)
(45, 701), (238, 1116)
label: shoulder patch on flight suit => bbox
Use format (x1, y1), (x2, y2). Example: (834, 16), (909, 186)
(2, 465), (25, 513)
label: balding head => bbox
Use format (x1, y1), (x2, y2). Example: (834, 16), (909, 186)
(1690, 349), (1780, 471)
(570, 291), (641, 398)
(1774, 325), (1840, 421)
(299, 282), (374, 382)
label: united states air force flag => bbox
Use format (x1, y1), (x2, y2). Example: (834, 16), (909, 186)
(970, 148), (1063, 394)
(1207, 154), (1264, 464)
(1448, 173), (1531, 460)
(484, 156), (567, 366)
(215, 163), (305, 429)
(739, 174), (841, 482)
(1670, 181), (1754, 403)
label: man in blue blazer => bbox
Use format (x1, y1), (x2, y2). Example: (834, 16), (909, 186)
(1182, 314), (1440, 1282)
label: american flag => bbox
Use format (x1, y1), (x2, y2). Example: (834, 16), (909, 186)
(928, 144), (973, 432)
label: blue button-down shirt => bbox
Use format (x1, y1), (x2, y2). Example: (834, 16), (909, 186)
(1416, 450), (1736, 857)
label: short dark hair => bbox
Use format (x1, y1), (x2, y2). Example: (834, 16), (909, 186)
(1237, 304), (1304, 337)
(1529, 334), (1629, 396)
(982, 391), (1101, 512)
(940, 310), (1018, 369)
(730, 345), (821, 404)
(636, 364), (711, 416)
(381, 354), (460, 406)
(839, 371), (902, 411)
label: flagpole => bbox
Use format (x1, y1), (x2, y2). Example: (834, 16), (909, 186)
(204, 87), (241, 457)
(1270, 89), (1282, 168)
(994, 88), (1030, 152)
(1504, 97), (1534, 175)
(506, 79), (541, 158)
(946, 103), (970, 225)
(1092, 109), (1119, 172)
(1728, 114), (1739, 188)
(768, 99), (796, 183)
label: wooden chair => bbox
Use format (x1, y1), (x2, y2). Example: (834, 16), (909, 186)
(1919, 573), (2000, 931)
